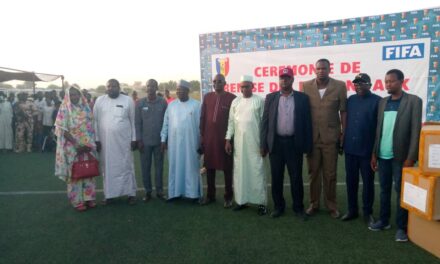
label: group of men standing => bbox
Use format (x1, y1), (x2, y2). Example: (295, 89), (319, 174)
(94, 58), (421, 243)
(194, 60), (345, 221)
(96, 79), (205, 205)
(197, 58), (421, 243)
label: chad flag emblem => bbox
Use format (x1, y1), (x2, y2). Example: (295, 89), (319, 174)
(215, 58), (229, 76)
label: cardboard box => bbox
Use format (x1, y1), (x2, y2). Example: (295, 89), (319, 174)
(401, 167), (440, 220)
(419, 125), (440, 176)
(408, 212), (440, 259)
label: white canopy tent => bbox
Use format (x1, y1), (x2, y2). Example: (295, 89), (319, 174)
(0, 66), (64, 95)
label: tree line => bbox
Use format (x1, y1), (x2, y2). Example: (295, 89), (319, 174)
(0, 80), (200, 94)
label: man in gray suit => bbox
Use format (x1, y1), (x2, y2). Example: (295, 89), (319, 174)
(135, 79), (168, 201)
(369, 69), (422, 243)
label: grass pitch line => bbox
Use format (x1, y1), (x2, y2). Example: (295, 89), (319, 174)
(0, 182), (372, 196)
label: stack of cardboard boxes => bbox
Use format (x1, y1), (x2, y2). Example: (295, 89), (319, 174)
(401, 124), (440, 258)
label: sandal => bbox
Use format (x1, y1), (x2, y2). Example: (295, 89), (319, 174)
(128, 196), (137, 205)
(87, 201), (97, 208)
(75, 203), (87, 212)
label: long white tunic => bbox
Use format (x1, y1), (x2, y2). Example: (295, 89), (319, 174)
(226, 95), (267, 205)
(42, 104), (55, 126)
(161, 98), (203, 199)
(0, 101), (13, 150)
(94, 94), (137, 199)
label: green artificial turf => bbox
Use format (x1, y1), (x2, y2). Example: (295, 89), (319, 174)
(0, 152), (439, 263)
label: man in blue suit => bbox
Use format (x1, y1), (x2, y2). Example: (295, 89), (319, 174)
(261, 68), (313, 219)
(341, 73), (381, 224)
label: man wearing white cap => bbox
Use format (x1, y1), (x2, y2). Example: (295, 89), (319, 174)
(225, 75), (267, 215)
(161, 80), (203, 201)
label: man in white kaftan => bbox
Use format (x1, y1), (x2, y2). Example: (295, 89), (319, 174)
(160, 80), (203, 200)
(94, 79), (137, 203)
(225, 75), (267, 215)
(0, 94), (13, 150)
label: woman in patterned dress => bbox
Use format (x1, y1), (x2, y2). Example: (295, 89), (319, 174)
(54, 85), (97, 211)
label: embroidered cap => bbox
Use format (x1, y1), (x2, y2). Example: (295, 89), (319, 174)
(353, 73), (371, 84)
(177, 79), (191, 89)
(279, 67), (294, 77)
(240, 75), (253, 83)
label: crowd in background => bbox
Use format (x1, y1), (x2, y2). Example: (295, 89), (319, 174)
(0, 88), (95, 153)
(0, 86), (176, 153)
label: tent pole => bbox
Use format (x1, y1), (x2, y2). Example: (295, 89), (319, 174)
(32, 72), (36, 96)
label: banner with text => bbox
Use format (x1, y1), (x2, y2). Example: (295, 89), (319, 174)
(199, 7), (440, 121)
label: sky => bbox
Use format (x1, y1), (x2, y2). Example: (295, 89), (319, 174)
(1, 0), (439, 88)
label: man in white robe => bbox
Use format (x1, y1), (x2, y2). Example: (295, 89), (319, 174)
(94, 79), (137, 204)
(225, 75), (268, 215)
(0, 94), (13, 151)
(161, 80), (203, 201)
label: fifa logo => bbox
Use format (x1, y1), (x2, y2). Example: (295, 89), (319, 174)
(382, 43), (424, 60)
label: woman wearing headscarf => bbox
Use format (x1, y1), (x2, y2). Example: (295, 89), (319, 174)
(54, 85), (97, 211)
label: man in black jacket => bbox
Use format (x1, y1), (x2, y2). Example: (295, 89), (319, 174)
(261, 68), (313, 219)
(369, 69), (422, 242)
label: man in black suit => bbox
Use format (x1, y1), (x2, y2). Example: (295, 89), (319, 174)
(261, 68), (313, 219)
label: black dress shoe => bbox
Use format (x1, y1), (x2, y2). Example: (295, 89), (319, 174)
(257, 205), (268, 216)
(128, 196), (137, 205)
(233, 204), (248, 211)
(223, 200), (233, 208)
(199, 197), (216, 206)
(156, 193), (167, 201)
(270, 210), (284, 218)
(364, 214), (375, 225)
(166, 196), (182, 203)
(294, 211), (309, 221)
(142, 193), (152, 202)
(341, 212), (359, 221)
